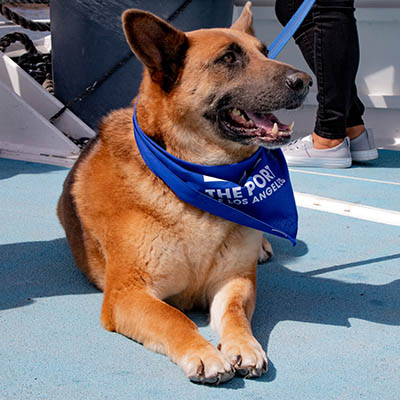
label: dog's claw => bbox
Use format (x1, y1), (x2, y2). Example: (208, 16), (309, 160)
(258, 237), (274, 263)
(235, 354), (242, 367)
(219, 337), (268, 380)
(236, 368), (249, 377)
(190, 369), (234, 385)
(184, 346), (234, 385)
(196, 360), (205, 377)
(236, 361), (267, 378)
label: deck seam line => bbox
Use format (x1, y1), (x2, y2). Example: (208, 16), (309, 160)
(294, 192), (400, 226)
(290, 169), (400, 185)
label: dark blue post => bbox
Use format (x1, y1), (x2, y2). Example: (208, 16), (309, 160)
(50, 0), (235, 129)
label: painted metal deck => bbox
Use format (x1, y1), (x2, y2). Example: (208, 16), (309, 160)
(1, 152), (399, 400)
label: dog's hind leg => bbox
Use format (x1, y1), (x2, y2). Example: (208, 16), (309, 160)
(209, 274), (268, 378)
(101, 281), (234, 384)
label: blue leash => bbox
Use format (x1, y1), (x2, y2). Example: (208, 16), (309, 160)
(268, 0), (316, 60)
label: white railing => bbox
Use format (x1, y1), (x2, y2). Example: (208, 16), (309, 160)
(235, 1), (400, 7)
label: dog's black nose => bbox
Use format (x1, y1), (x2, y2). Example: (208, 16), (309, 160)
(285, 72), (313, 94)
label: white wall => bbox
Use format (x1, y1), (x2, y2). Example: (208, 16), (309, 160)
(233, 3), (400, 150)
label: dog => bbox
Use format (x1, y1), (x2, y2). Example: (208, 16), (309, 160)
(57, 2), (311, 384)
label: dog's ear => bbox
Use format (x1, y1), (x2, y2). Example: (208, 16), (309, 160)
(231, 1), (255, 36)
(122, 9), (188, 92)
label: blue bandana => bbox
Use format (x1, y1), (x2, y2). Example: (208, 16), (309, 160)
(132, 106), (298, 244)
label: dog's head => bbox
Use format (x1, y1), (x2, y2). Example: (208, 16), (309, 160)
(122, 2), (312, 162)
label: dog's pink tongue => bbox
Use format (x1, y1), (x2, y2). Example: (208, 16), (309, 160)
(246, 111), (289, 132)
(246, 111), (274, 131)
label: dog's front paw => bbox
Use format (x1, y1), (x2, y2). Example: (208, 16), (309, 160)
(219, 336), (268, 378)
(179, 344), (234, 385)
(258, 237), (274, 263)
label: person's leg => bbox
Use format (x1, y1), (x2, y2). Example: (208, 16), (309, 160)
(275, 0), (365, 149)
(346, 84), (365, 139)
(313, 1), (363, 142)
(346, 85), (378, 160)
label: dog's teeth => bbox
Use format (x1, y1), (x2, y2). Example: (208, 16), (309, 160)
(239, 115), (247, 122)
(271, 122), (278, 134)
(231, 108), (241, 116)
(289, 121), (295, 131)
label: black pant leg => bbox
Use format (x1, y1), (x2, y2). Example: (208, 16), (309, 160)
(275, 0), (365, 139)
(347, 84), (365, 128)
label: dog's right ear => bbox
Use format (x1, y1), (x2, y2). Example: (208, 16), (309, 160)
(122, 9), (188, 93)
(231, 1), (254, 36)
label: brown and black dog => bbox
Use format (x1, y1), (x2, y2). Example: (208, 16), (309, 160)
(57, 2), (311, 384)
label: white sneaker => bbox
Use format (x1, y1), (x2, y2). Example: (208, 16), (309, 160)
(283, 135), (352, 168)
(350, 129), (378, 161)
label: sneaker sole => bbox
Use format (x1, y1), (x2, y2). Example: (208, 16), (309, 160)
(351, 149), (378, 162)
(285, 157), (352, 169)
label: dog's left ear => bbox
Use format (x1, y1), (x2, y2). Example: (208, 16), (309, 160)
(231, 1), (255, 36)
(122, 9), (188, 92)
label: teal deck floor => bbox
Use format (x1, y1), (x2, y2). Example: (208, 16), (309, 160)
(1, 152), (399, 400)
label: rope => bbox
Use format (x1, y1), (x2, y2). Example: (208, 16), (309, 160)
(0, 31), (36, 53)
(1, 1), (49, 5)
(0, 1), (87, 148)
(1, 0), (192, 148)
(0, 31), (52, 95)
(42, 73), (54, 94)
(0, 2), (50, 32)
(49, 0), (193, 124)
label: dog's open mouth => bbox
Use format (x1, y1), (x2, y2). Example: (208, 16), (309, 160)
(220, 107), (294, 146)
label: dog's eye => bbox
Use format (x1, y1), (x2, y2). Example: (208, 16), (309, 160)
(221, 52), (237, 64)
(215, 44), (246, 67)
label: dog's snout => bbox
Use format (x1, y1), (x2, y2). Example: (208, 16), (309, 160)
(285, 72), (313, 94)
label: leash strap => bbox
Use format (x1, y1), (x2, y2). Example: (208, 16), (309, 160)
(268, 0), (316, 60)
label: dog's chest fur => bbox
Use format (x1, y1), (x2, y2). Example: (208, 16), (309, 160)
(72, 119), (262, 308)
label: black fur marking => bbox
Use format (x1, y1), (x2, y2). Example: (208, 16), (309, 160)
(215, 42), (249, 69)
(205, 93), (216, 106)
(216, 94), (233, 110)
(259, 42), (269, 58)
(152, 134), (167, 150)
(203, 110), (216, 123)
(203, 94), (232, 123)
